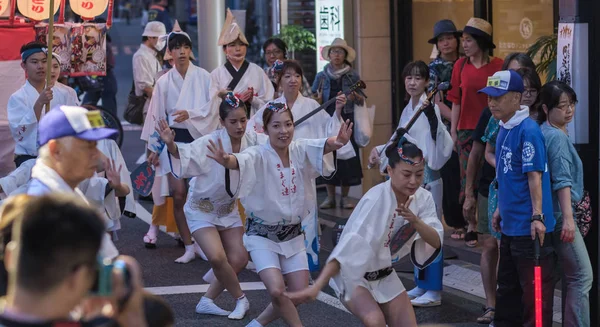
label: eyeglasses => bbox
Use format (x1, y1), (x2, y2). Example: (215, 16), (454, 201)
(523, 89), (538, 97)
(556, 102), (576, 111)
(265, 49), (283, 56)
(329, 49), (346, 55)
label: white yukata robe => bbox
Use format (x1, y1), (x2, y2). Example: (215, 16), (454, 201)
(209, 62), (274, 117)
(376, 93), (453, 217)
(233, 138), (335, 259)
(247, 93), (343, 271)
(329, 182), (443, 303)
(7, 81), (79, 156)
(27, 160), (119, 260)
(140, 64), (213, 205)
(96, 139), (136, 231)
(164, 128), (266, 228)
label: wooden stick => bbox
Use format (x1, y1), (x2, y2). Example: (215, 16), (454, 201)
(44, 0), (55, 114)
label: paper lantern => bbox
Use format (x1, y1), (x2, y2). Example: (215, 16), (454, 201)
(0, 0), (9, 17)
(70, 0), (108, 19)
(17, 0), (61, 21)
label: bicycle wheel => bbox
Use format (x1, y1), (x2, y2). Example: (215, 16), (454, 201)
(81, 104), (124, 148)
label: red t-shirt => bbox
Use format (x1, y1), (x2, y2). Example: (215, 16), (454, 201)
(447, 57), (503, 130)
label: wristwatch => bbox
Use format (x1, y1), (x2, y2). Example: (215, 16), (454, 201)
(531, 214), (545, 225)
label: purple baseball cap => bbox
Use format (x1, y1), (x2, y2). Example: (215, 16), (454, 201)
(38, 105), (118, 146)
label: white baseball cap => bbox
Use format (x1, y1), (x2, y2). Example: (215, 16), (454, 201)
(143, 21), (166, 37)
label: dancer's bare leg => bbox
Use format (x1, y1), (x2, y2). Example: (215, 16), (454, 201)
(255, 268), (303, 326)
(341, 286), (387, 327)
(255, 269), (309, 325)
(380, 291), (417, 327)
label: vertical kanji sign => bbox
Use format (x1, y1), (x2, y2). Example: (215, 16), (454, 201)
(315, 0), (344, 71)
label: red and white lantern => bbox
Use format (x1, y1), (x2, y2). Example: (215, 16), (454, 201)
(16, 0), (60, 21)
(69, 0), (108, 19)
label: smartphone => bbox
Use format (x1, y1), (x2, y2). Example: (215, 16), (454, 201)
(90, 257), (131, 296)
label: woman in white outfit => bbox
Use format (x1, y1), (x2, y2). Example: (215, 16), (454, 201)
(152, 93), (263, 320)
(368, 61), (452, 306)
(208, 103), (353, 327)
(248, 60), (345, 272)
(288, 133), (443, 327)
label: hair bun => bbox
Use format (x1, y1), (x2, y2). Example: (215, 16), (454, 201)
(222, 91), (240, 108)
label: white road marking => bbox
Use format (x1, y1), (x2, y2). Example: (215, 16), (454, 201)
(123, 46), (133, 55)
(134, 202), (350, 312)
(111, 45), (118, 55)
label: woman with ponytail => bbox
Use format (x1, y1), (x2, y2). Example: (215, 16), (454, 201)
(152, 92), (265, 320)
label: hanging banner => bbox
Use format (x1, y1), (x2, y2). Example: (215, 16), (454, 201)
(315, 0), (344, 72)
(17, 0), (61, 21)
(36, 22), (107, 76)
(70, 0), (109, 19)
(557, 23), (574, 86)
(0, 0), (9, 17)
(71, 23), (106, 76)
(35, 23), (72, 74)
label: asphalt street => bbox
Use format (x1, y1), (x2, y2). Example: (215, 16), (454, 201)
(109, 17), (490, 327)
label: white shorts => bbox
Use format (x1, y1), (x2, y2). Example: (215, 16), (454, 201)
(330, 269), (406, 304)
(250, 249), (309, 275)
(187, 219), (243, 234)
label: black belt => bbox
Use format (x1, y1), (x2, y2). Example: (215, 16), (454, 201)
(364, 267), (394, 281)
(246, 218), (303, 243)
(14, 155), (37, 168)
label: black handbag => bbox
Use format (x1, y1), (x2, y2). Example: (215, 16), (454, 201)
(124, 81), (146, 125)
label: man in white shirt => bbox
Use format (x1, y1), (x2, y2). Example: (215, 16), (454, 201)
(7, 41), (78, 167)
(133, 21), (166, 118)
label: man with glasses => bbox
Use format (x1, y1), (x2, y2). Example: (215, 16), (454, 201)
(480, 70), (557, 327)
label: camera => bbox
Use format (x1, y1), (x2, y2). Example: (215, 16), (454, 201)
(90, 257), (131, 296)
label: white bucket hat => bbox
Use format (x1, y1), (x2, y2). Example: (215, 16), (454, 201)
(143, 21), (166, 37)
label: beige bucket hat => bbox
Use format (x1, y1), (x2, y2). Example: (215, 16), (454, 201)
(321, 38), (356, 62)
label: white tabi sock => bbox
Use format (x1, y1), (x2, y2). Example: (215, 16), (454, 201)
(174, 244), (196, 264)
(245, 319), (264, 327)
(195, 296), (231, 316)
(228, 294), (250, 320)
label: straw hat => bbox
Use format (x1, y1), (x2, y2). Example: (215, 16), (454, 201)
(463, 17), (495, 48)
(321, 38), (356, 63)
(218, 8), (249, 46)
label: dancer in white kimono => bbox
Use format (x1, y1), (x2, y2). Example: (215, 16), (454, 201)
(208, 103), (353, 327)
(247, 60), (345, 272)
(209, 9), (274, 118)
(141, 31), (212, 263)
(8, 42), (79, 167)
(288, 134), (443, 327)
(152, 93), (264, 320)
(369, 61), (452, 307)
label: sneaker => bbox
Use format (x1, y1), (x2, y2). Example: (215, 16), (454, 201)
(411, 291), (442, 307)
(319, 197), (336, 209)
(406, 287), (426, 300)
(228, 295), (250, 320)
(195, 297), (231, 316)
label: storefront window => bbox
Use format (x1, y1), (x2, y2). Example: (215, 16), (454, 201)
(226, 0), (274, 65)
(411, 0), (474, 62)
(492, 0), (554, 59)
